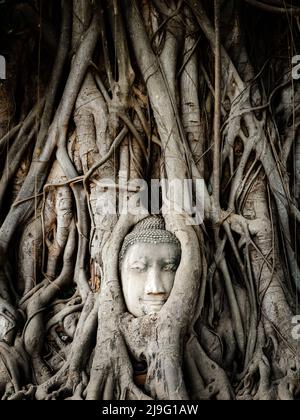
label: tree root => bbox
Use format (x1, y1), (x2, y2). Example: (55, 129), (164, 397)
(185, 335), (234, 400)
(236, 349), (276, 400)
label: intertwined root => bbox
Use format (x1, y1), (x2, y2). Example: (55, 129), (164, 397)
(43, 371), (88, 401)
(8, 385), (36, 401)
(91, 364), (151, 401)
(237, 350), (275, 400)
(184, 335), (234, 400)
(0, 0), (300, 401)
(33, 364), (89, 400)
(237, 346), (300, 401)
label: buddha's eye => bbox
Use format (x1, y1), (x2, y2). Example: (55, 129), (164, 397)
(162, 263), (177, 272)
(130, 264), (147, 272)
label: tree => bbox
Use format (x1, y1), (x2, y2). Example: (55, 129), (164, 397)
(0, 0), (300, 400)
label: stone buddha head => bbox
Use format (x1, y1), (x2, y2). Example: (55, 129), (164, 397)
(120, 216), (181, 318)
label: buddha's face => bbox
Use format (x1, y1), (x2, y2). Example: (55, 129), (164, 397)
(121, 242), (181, 317)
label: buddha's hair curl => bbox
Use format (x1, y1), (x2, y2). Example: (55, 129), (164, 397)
(119, 216), (181, 262)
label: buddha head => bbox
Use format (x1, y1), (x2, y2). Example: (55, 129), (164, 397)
(119, 216), (181, 318)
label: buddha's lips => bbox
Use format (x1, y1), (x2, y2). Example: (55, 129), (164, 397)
(143, 299), (166, 305)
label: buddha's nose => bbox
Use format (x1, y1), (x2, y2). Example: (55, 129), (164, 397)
(145, 267), (166, 295)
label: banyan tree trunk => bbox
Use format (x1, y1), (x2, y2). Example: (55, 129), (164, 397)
(0, 0), (300, 400)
